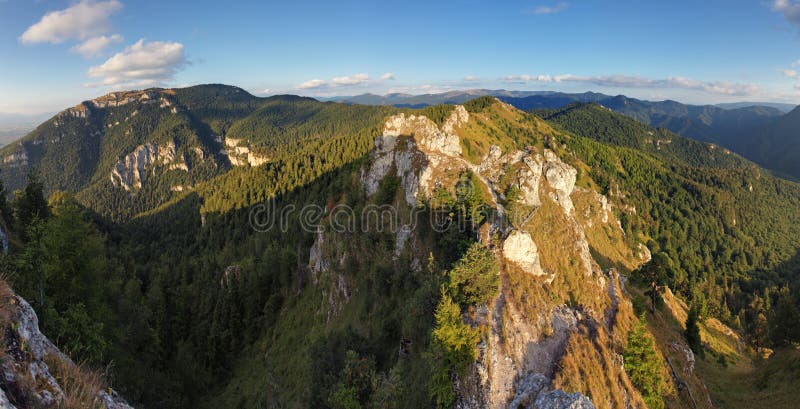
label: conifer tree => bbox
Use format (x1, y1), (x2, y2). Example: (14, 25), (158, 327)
(624, 316), (667, 409)
(685, 305), (703, 357)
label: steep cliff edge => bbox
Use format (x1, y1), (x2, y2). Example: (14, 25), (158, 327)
(0, 280), (131, 409)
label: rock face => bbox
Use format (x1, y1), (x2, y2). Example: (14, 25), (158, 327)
(543, 150), (577, 214)
(309, 230), (329, 280)
(364, 106), (470, 206)
(381, 108), (464, 157)
(2, 151), (28, 168)
(0, 285), (133, 409)
(223, 137), (269, 167)
(89, 90), (161, 109)
(110, 140), (196, 191)
(502, 230), (548, 279)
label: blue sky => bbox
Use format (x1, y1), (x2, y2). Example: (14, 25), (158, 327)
(2, 0), (800, 114)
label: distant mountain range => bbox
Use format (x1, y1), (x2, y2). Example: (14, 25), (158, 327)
(715, 101), (797, 112)
(333, 90), (800, 180)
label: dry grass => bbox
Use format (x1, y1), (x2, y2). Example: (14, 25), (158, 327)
(457, 103), (546, 164)
(524, 194), (610, 316)
(44, 353), (107, 409)
(571, 189), (639, 274)
(554, 323), (649, 409)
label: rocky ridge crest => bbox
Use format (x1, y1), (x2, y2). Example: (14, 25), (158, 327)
(346, 102), (641, 407)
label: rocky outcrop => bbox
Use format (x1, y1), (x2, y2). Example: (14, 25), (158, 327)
(507, 371), (595, 409)
(637, 243), (652, 264)
(0, 284), (132, 408)
(90, 90), (160, 109)
(382, 108), (464, 157)
(502, 230), (548, 280)
(364, 106), (472, 206)
(534, 390), (595, 409)
(110, 140), (190, 190)
(223, 137), (269, 167)
(543, 150), (577, 214)
(56, 90), (174, 121)
(477, 146), (577, 215)
(309, 230), (329, 282)
(2, 151), (28, 168)
(670, 342), (695, 375)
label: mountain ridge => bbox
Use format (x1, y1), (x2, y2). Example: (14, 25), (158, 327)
(1, 86), (800, 409)
(332, 89), (798, 179)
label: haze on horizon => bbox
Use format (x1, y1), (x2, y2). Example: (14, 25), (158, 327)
(2, 0), (800, 116)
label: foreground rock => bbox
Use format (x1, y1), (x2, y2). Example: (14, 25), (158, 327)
(0, 282), (132, 409)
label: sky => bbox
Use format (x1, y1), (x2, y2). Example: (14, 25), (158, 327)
(2, 0), (800, 115)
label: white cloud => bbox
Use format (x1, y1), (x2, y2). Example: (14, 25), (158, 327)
(773, 0), (800, 29)
(297, 79), (327, 89)
(331, 73), (370, 86)
(296, 72), (396, 90)
(502, 73), (760, 96)
(70, 34), (123, 58)
(87, 39), (187, 88)
(463, 75), (480, 81)
(20, 0), (122, 44)
(532, 1), (569, 15)
(781, 69), (798, 78)
(386, 84), (456, 95)
(504, 74), (556, 83)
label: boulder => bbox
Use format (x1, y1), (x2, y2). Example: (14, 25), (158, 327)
(502, 230), (547, 278)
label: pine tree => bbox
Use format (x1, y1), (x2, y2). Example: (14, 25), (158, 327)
(12, 171), (51, 241)
(624, 316), (666, 409)
(685, 305), (703, 357)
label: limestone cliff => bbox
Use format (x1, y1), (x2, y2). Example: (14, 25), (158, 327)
(109, 139), (214, 191)
(221, 137), (269, 167)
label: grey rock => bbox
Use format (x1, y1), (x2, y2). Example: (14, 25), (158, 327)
(533, 390), (595, 409)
